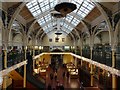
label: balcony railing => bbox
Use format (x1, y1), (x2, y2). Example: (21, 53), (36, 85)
(0, 60), (27, 76)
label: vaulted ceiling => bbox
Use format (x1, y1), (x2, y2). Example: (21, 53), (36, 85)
(4, 0), (118, 40)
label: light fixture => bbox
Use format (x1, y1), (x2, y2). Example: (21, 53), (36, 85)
(35, 46), (38, 49)
(39, 46), (42, 50)
(55, 30), (62, 35)
(54, 2), (77, 16)
(51, 10), (64, 18)
(26, 46), (27, 50)
(55, 32), (62, 35)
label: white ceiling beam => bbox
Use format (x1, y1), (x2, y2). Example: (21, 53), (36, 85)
(26, 7), (86, 25)
(41, 18), (76, 28)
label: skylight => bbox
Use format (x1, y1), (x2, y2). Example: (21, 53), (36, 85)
(26, 0), (95, 35)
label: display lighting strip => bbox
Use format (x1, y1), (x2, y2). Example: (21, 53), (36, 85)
(71, 53), (120, 76)
(34, 52), (120, 76)
(33, 52), (71, 59)
(0, 60), (27, 76)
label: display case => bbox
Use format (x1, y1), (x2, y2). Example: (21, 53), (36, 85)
(66, 63), (78, 78)
(34, 62), (48, 76)
(69, 68), (78, 78)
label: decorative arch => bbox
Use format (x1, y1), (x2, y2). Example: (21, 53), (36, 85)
(92, 2), (113, 46)
(7, 1), (115, 47)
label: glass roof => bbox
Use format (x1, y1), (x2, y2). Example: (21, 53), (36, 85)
(26, 0), (95, 35)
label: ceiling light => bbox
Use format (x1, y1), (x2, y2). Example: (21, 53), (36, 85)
(51, 10), (64, 18)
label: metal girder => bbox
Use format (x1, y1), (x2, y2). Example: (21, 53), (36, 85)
(33, 20), (79, 39)
(40, 24), (77, 37)
(35, 28), (43, 38)
(27, 8), (54, 23)
(27, 7), (89, 36)
(36, 18), (79, 37)
(27, 7), (88, 25)
(38, 26), (76, 42)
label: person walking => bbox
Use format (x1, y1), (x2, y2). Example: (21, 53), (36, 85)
(62, 71), (65, 78)
(54, 71), (57, 81)
(47, 84), (52, 90)
(50, 73), (53, 81)
(66, 71), (69, 79)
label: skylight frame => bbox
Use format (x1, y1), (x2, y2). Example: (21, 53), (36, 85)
(26, 0), (95, 34)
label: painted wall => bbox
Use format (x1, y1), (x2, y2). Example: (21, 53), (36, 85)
(41, 32), (73, 46)
(35, 54), (74, 65)
(12, 34), (23, 46)
(84, 31), (109, 45)
(101, 31), (109, 44)
(85, 37), (90, 45)
(37, 54), (51, 64)
(28, 40), (32, 46)
(63, 54), (74, 64)
(94, 36), (101, 44)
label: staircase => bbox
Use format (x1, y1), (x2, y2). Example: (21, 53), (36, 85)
(9, 70), (23, 80)
(8, 70), (38, 89)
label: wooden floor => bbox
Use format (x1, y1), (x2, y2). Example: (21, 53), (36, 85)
(45, 66), (80, 89)
(45, 66), (100, 90)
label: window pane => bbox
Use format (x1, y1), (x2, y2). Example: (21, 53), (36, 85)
(40, 3), (44, 8)
(34, 5), (39, 10)
(41, 6), (46, 12)
(32, 2), (37, 6)
(81, 13), (86, 18)
(26, 0), (95, 34)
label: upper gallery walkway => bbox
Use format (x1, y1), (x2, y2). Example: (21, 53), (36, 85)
(34, 52), (120, 77)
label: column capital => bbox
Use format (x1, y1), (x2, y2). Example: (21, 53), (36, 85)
(24, 46), (27, 50)
(111, 48), (116, 51)
(90, 47), (93, 50)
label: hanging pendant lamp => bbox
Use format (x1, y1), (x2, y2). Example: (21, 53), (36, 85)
(55, 32), (62, 35)
(51, 10), (64, 18)
(54, 2), (77, 16)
